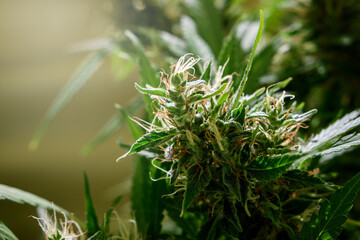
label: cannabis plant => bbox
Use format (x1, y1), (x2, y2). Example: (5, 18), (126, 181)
(118, 14), (360, 239)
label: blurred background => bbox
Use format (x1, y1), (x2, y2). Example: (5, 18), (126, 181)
(0, 0), (359, 238)
(0, 0), (138, 238)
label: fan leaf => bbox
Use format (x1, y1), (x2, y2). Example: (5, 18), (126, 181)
(246, 154), (301, 180)
(300, 172), (360, 240)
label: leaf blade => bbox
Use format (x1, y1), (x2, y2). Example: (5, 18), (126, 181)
(0, 221), (18, 240)
(117, 130), (177, 161)
(29, 47), (113, 150)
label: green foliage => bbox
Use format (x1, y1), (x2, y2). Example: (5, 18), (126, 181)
(83, 172), (100, 237)
(0, 221), (18, 240)
(18, 0), (360, 239)
(300, 173), (360, 240)
(29, 47), (113, 151)
(0, 184), (71, 219)
(121, 31), (360, 238)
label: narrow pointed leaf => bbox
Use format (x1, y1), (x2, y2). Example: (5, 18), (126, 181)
(0, 184), (69, 216)
(29, 47), (113, 150)
(180, 15), (214, 60)
(183, 0), (224, 56)
(83, 172), (100, 236)
(81, 97), (143, 156)
(135, 82), (169, 98)
(117, 130), (178, 161)
(232, 10), (264, 108)
(0, 221), (18, 240)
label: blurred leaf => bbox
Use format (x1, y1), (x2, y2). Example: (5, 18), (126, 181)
(282, 170), (324, 191)
(183, 0), (224, 57)
(125, 30), (158, 87)
(125, 30), (159, 119)
(29, 46), (113, 150)
(116, 107), (165, 238)
(180, 15), (214, 61)
(81, 97), (143, 156)
(0, 221), (18, 240)
(300, 172), (360, 240)
(83, 172), (100, 236)
(0, 184), (69, 216)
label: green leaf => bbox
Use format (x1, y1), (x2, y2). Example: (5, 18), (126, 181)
(125, 30), (158, 87)
(183, 0), (224, 57)
(159, 31), (187, 57)
(81, 97), (143, 156)
(246, 42), (277, 93)
(180, 15), (214, 60)
(29, 47), (113, 150)
(201, 83), (227, 100)
(303, 110), (360, 152)
(163, 198), (198, 236)
(83, 172), (100, 236)
(125, 30), (159, 119)
(181, 165), (211, 216)
(282, 198), (313, 216)
(0, 184), (69, 216)
(117, 130), (177, 161)
(117, 105), (144, 140)
(300, 172), (360, 240)
(296, 132), (360, 167)
(246, 154), (301, 180)
(131, 155), (167, 239)
(282, 170), (324, 191)
(232, 10), (264, 108)
(223, 199), (242, 232)
(197, 214), (221, 240)
(223, 171), (241, 202)
(135, 82), (169, 98)
(0, 221), (18, 240)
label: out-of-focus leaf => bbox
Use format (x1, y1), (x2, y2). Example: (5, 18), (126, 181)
(0, 221), (18, 240)
(125, 30), (159, 120)
(180, 16), (214, 61)
(0, 184), (68, 215)
(282, 170), (324, 190)
(125, 30), (158, 87)
(29, 46), (113, 150)
(83, 172), (100, 236)
(183, 0), (224, 57)
(81, 97), (144, 156)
